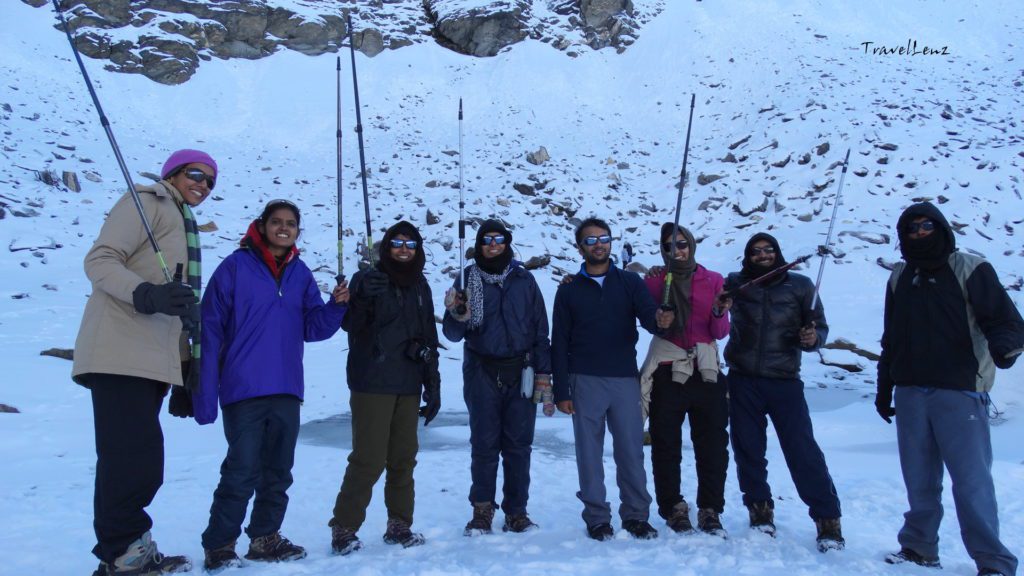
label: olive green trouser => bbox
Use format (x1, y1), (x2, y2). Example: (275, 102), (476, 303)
(330, 392), (420, 530)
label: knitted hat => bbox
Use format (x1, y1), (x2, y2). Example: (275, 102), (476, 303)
(161, 149), (218, 180)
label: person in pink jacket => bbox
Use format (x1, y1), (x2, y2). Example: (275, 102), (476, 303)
(640, 223), (732, 537)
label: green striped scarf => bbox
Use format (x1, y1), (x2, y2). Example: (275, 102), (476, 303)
(181, 204), (202, 365)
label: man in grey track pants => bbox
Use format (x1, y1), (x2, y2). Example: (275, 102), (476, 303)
(551, 217), (674, 541)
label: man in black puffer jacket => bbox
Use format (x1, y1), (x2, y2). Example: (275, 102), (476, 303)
(876, 202), (1022, 575)
(722, 232), (843, 552)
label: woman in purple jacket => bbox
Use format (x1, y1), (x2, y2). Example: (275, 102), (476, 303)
(194, 200), (349, 571)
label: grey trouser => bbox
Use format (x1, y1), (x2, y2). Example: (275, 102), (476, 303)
(570, 374), (652, 527)
(895, 386), (1017, 576)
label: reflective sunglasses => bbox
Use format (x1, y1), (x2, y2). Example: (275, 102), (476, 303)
(481, 235), (506, 246)
(581, 235), (612, 246)
(905, 220), (935, 234)
(183, 168), (215, 190)
(749, 246), (776, 256)
(662, 240), (689, 252)
(389, 239), (419, 249)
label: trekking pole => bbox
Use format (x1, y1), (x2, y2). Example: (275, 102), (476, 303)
(662, 93), (696, 311)
(456, 98), (468, 315)
(335, 56), (345, 283)
(347, 12), (375, 266)
(724, 254), (814, 298)
(52, 0), (175, 286)
(809, 148), (850, 312)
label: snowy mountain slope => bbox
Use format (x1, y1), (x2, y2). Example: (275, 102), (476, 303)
(1, 0), (1023, 574)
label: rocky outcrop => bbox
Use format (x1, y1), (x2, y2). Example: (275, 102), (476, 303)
(39, 0), (659, 84)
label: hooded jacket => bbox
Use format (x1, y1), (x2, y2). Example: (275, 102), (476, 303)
(723, 233), (827, 379)
(73, 181), (192, 387)
(877, 202), (1024, 394)
(344, 221), (441, 395)
(194, 221), (346, 424)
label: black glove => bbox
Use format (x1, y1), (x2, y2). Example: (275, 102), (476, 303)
(133, 282), (196, 317)
(420, 381), (440, 426)
(992, 344), (1022, 370)
(356, 270), (389, 299)
(875, 386), (895, 424)
(168, 385), (194, 418)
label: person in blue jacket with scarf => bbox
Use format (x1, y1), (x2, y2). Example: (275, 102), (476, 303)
(442, 219), (553, 536)
(193, 199), (349, 571)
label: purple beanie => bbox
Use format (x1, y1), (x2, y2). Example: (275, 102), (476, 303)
(161, 149), (218, 180)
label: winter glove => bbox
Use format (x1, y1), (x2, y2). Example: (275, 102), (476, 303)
(420, 380), (441, 426)
(444, 288), (471, 322)
(991, 344), (1023, 370)
(356, 270), (389, 299)
(168, 385), (194, 418)
(132, 281), (197, 317)
(531, 374), (555, 417)
(875, 386), (895, 424)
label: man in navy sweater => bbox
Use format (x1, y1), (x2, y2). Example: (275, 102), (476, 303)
(552, 217), (674, 541)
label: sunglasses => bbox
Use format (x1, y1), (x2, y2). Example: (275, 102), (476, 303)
(389, 239), (419, 249)
(481, 235), (506, 246)
(905, 220), (935, 234)
(662, 240), (689, 252)
(749, 246), (776, 256)
(581, 235), (612, 246)
(183, 168), (215, 190)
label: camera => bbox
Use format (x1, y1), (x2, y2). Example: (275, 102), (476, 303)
(405, 340), (435, 363)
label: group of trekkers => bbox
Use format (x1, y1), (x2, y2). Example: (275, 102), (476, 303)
(71, 149), (1022, 576)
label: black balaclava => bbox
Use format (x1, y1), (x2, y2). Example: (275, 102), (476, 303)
(378, 220), (425, 288)
(741, 232), (788, 278)
(474, 219), (514, 274)
(896, 201), (955, 271)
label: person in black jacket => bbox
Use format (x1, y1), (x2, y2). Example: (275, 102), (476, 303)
(876, 202), (1022, 575)
(721, 232), (843, 552)
(327, 220), (441, 555)
(443, 219), (553, 536)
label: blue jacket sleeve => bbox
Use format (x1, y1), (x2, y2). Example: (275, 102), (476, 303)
(528, 274), (552, 374)
(194, 258), (233, 425)
(551, 284), (572, 402)
(301, 271), (346, 342)
(631, 272), (660, 335)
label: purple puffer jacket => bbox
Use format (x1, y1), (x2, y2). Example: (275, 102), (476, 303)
(193, 247), (346, 424)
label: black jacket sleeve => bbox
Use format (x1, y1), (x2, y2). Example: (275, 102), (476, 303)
(966, 261), (1024, 368)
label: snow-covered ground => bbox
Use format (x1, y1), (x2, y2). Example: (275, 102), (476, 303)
(1, 0), (1022, 574)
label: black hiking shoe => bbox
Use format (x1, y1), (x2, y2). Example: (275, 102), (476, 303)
(502, 513), (538, 533)
(666, 501), (695, 534)
(383, 518), (426, 548)
(245, 532), (306, 563)
(747, 501), (776, 537)
(203, 541), (242, 573)
(697, 509), (728, 538)
(622, 519), (659, 540)
(978, 570), (1007, 576)
(329, 526), (363, 556)
(95, 531), (192, 575)
(884, 548), (941, 568)
(463, 502), (495, 537)
(814, 518), (845, 552)
(586, 523), (615, 541)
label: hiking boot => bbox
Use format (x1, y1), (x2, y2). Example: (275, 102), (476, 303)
(502, 513), (538, 533)
(329, 526), (363, 556)
(203, 542), (242, 573)
(747, 501), (776, 537)
(978, 570), (1006, 576)
(622, 519), (659, 540)
(697, 508), (728, 538)
(814, 518), (845, 552)
(245, 532), (306, 563)
(884, 548), (941, 568)
(666, 501), (694, 534)
(101, 531), (192, 575)
(383, 518), (426, 548)
(586, 523), (615, 541)
(463, 502), (495, 537)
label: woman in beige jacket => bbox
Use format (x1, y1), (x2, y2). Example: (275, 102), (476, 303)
(72, 149), (216, 576)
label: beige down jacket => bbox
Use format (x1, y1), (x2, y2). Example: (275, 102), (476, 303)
(72, 181), (190, 387)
